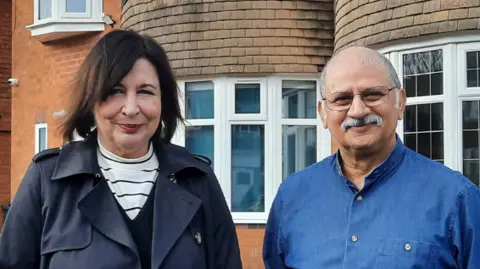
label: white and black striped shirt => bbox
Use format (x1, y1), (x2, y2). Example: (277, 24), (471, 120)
(97, 140), (159, 220)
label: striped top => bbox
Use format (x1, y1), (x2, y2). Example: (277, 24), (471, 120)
(97, 140), (159, 220)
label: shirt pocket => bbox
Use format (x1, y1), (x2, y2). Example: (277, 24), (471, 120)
(375, 239), (439, 269)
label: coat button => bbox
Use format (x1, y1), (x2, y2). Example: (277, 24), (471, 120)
(168, 174), (177, 184)
(95, 173), (101, 178)
(195, 232), (202, 245)
(404, 243), (412, 251)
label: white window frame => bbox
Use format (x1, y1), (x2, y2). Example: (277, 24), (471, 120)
(457, 43), (480, 173)
(35, 123), (48, 154)
(26, 0), (105, 42)
(378, 34), (480, 181)
(175, 76), (331, 223)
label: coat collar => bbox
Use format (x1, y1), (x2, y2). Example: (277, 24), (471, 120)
(51, 136), (210, 180)
(60, 136), (209, 266)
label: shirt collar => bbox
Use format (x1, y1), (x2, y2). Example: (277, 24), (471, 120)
(334, 135), (407, 182)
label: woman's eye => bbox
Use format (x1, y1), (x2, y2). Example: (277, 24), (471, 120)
(109, 88), (123, 95)
(138, 89), (154, 95)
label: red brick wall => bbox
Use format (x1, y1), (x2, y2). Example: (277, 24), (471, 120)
(11, 0), (121, 197)
(0, 0), (12, 228)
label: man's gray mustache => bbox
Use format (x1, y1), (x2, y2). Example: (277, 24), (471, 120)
(340, 115), (383, 132)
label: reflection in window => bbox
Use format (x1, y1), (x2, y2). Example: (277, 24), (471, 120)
(462, 101), (480, 186)
(39, 0), (52, 19)
(282, 80), (317, 119)
(466, 51), (480, 88)
(235, 84), (260, 114)
(66, 0), (87, 13)
(231, 125), (264, 212)
(186, 81), (214, 119)
(403, 49), (443, 97)
(186, 126), (214, 168)
(282, 126), (316, 179)
(404, 103), (444, 163)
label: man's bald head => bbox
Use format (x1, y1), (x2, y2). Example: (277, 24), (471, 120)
(319, 46), (401, 101)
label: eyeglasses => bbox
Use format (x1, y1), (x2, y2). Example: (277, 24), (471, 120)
(322, 86), (396, 111)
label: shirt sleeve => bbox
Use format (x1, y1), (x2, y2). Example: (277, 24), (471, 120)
(0, 162), (43, 269)
(451, 184), (480, 269)
(263, 184), (287, 269)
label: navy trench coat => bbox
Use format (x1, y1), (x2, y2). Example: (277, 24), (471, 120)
(0, 138), (243, 269)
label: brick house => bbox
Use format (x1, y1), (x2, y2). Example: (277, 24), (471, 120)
(4, 0), (480, 268)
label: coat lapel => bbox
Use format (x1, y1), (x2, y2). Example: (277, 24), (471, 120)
(151, 174), (202, 269)
(77, 179), (140, 259)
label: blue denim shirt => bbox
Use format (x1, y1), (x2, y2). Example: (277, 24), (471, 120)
(263, 139), (480, 269)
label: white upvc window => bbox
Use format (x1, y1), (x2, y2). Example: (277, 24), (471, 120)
(35, 123), (48, 154)
(175, 76), (331, 223)
(26, 0), (106, 42)
(378, 34), (480, 187)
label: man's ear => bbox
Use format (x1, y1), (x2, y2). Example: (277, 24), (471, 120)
(396, 88), (406, 121)
(318, 101), (328, 128)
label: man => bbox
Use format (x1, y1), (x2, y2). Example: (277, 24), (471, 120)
(263, 46), (480, 269)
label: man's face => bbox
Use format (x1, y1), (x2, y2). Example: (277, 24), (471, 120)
(319, 57), (406, 151)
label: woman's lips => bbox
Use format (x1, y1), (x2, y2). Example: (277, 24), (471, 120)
(118, 124), (141, 134)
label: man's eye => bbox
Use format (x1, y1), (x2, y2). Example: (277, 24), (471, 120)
(363, 92), (383, 101)
(333, 96), (351, 103)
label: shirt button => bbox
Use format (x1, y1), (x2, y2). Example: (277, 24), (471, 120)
(404, 243), (412, 251)
(356, 195), (363, 201)
(351, 235), (358, 242)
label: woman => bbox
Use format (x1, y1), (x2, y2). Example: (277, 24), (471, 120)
(0, 29), (243, 269)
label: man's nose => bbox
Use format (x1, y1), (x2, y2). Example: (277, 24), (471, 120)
(347, 95), (370, 119)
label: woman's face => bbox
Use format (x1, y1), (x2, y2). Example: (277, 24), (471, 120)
(94, 58), (161, 158)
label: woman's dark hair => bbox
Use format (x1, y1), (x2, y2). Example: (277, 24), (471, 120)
(61, 29), (183, 145)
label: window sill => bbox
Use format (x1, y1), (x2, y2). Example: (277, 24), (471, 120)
(26, 19), (105, 42)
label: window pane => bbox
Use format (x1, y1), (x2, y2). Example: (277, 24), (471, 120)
(463, 131), (479, 159)
(416, 74), (430, 96)
(66, 0), (86, 13)
(467, 70), (478, 88)
(231, 125), (264, 212)
(404, 76), (416, 97)
(463, 161), (479, 186)
(431, 132), (443, 160)
(462, 101), (480, 186)
(467, 52), (477, 69)
(39, 127), (47, 152)
(403, 103), (444, 163)
(402, 50), (443, 96)
(463, 101), (479, 129)
(466, 51), (480, 88)
(39, 0), (52, 19)
(431, 73), (443, 95)
(235, 84), (260, 114)
(282, 126), (316, 179)
(186, 81), (214, 119)
(282, 80), (316, 119)
(186, 126), (214, 167)
(404, 105), (416, 132)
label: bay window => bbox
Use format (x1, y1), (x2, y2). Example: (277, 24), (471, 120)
(380, 35), (480, 187)
(175, 77), (331, 223)
(27, 0), (105, 42)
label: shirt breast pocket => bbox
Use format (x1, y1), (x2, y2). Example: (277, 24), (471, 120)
(375, 239), (439, 269)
